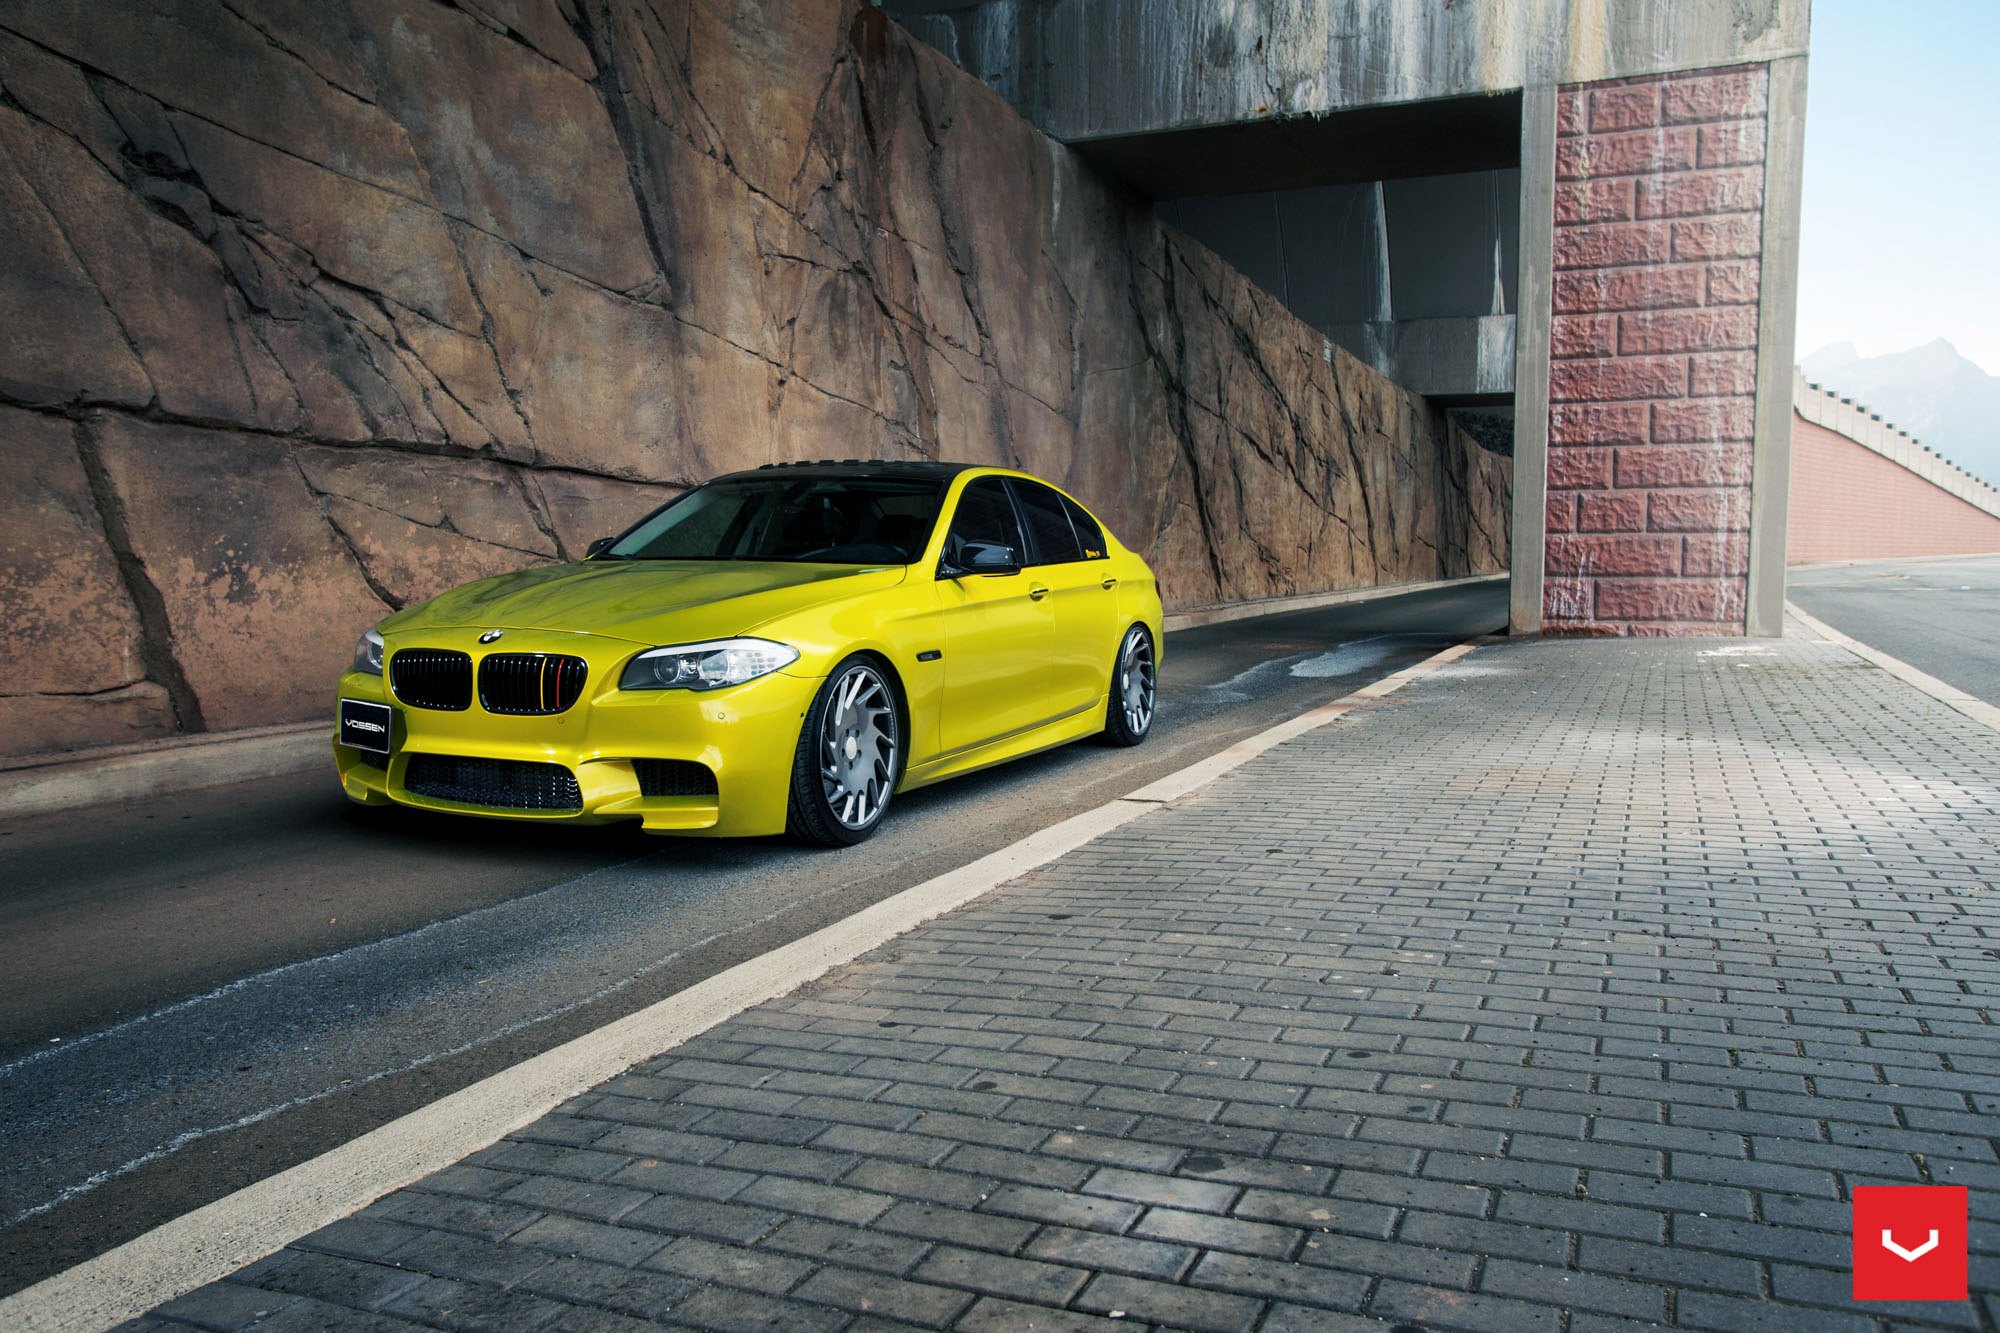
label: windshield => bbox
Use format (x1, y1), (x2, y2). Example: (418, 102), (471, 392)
(604, 475), (946, 564)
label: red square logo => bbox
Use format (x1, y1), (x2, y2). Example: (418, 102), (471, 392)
(1852, 1186), (1968, 1302)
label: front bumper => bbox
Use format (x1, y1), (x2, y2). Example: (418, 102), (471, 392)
(332, 628), (819, 836)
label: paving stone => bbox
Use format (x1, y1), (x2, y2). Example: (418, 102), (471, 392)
(227, 1296), (427, 1332)
(733, 1174), (893, 1225)
(513, 1255), (697, 1318)
(497, 1174), (650, 1223)
(955, 1296), (1132, 1330)
(245, 1251), (429, 1310)
(1073, 1271), (1265, 1332)
(875, 1200), (1039, 1254)
(1190, 1250), (1370, 1309)
(370, 1191), (544, 1242)
(393, 1230), (558, 1286)
(152, 1281), (299, 1329)
(1080, 1165), (1238, 1213)
(791, 1264), (975, 1326)
(292, 1216), (427, 1264)
(838, 1159), (993, 1208)
(1370, 1280), (1564, 1332)
(606, 1158), (757, 1200)
(640, 1235), (813, 1294)
(1131, 1206), (1300, 1258)
(978, 1183), (1142, 1233)
(910, 1245), (1091, 1305)
(379, 1274), (567, 1330)
(666, 1282), (849, 1332)
(506, 1214), (672, 1267)
(761, 1216), (930, 1274)
(619, 1194), (785, 1245)
(1479, 1258), (1668, 1322)
(1023, 1224), (1196, 1280)
(1295, 1230), (1477, 1287)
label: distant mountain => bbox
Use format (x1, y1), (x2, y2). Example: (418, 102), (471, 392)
(1800, 339), (2000, 487)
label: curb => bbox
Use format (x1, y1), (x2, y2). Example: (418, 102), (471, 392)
(0, 574), (1504, 820)
(1160, 572), (1505, 632)
(0, 636), (1486, 1332)
(1785, 601), (2000, 736)
(0, 724), (328, 820)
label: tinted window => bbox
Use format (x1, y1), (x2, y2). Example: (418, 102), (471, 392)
(943, 478), (1024, 563)
(1011, 480), (1083, 565)
(606, 477), (943, 563)
(1062, 496), (1107, 560)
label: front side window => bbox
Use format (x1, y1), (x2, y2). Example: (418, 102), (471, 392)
(604, 477), (945, 564)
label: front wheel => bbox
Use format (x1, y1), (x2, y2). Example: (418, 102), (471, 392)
(1101, 624), (1156, 746)
(787, 656), (901, 846)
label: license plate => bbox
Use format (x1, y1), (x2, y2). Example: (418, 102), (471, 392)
(338, 698), (394, 756)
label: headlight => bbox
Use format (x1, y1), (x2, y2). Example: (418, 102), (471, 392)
(352, 628), (384, 676)
(619, 638), (799, 691)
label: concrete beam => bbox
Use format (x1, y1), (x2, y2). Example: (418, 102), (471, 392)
(1508, 83), (1558, 636)
(1746, 53), (1809, 637)
(888, 0), (1812, 143)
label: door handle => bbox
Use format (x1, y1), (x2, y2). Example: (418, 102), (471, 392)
(1101, 577), (1119, 590)
(1028, 585), (1050, 601)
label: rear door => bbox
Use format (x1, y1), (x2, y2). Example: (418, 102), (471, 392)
(1008, 478), (1118, 718)
(936, 477), (1057, 753)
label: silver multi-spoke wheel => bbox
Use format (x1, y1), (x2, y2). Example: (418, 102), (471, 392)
(1102, 624), (1156, 747)
(818, 662), (898, 831)
(1118, 627), (1156, 735)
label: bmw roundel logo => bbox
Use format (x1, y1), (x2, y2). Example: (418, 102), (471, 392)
(479, 629), (505, 643)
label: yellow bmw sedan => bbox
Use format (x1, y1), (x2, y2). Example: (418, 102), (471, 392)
(333, 461), (1162, 844)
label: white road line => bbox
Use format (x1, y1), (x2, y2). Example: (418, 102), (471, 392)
(1786, 601), (2000, 735)
(1, 635), (1487, 1333)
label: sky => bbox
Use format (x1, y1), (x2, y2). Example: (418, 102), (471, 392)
(1794, 0), (2000, 374)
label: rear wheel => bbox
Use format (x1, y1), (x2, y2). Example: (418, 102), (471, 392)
(1101, 624), (1156, 746)
(787, 656), (901, 846)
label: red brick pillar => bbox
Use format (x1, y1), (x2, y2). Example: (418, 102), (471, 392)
(1543, 65), (1769, 634)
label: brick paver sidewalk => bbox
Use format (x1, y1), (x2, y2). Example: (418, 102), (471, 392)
(140, 635), (2000, 1331)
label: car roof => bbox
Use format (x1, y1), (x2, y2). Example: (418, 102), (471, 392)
(712, 459), (981, 484)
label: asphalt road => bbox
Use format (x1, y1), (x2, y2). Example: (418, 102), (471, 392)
(1788, 554), (2000, 707)
(0, 579), (1504, 1295)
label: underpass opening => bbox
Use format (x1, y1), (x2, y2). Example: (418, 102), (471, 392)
(1086, 92), (1526, 607)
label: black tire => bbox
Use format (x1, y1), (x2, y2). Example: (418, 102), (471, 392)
(1101, 623), (1157, 747)
(786, 655), (902, 846)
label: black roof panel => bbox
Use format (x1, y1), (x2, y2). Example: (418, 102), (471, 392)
(711, 459), (982, 483)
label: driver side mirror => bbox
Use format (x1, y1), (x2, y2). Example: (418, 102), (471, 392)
(940, 541), (1021, 579)
(585, 536), (616, 560)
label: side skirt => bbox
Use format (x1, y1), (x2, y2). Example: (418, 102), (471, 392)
(899, 699), (1106, 792)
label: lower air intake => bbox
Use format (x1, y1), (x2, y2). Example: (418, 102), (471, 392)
(403, 755), (582, 812)
(634, 759), (719, 797)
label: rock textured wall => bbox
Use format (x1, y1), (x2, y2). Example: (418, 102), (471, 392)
(0, 0), (1508, 758)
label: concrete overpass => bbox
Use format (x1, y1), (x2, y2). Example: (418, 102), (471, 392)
(889, 0), (1814, 637)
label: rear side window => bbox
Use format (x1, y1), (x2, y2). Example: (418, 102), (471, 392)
(1011, 480), (1084, 565)
(1061, 495), (1106, 560)
(944, 478), (1025, 562)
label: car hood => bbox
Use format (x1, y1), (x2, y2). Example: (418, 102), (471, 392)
(381, 561), (907, 645)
